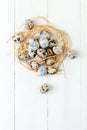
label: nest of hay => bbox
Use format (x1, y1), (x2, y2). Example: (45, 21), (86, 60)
(12, 16), (72, 75)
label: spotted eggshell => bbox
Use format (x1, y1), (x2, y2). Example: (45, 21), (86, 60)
(35, 55), (45, 65)
(40, 83), (49, 93)
(46, 58), (55, 66)
(40, 31), (50, 39)
(12, 33), (24, 43)
(37, 49), (47, 58)
(18, 51), (30, 61)
(67, 49), (76, 59)
(28, 48), (36, 58)
(38, 66), (47, 75)
(53, 46), (62, 54)
(47, 48), (53, 56)
(47, 67), (57, 74)
(30, 61), (39, 70)
(27, 39), (39, 50)
(39, 38), (49, 48)
(49, 40), (56, 48)
(25, 19), (34, 30)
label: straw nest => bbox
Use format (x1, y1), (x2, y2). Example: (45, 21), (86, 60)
(12, 16), (72, 75)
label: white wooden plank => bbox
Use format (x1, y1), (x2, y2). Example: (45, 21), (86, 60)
(81, 0), (87, 129)
(15, 0), (48, 130)
(2, 0), (87, 130)
(0, 0), (14, 130)
(48, 0), (81, 130)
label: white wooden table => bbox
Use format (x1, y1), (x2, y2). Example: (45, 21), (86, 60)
(0, 0), (87, 130)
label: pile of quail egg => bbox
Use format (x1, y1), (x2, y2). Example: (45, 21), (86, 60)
(12, 19), (76, 76)
(25, 29), (65, 75)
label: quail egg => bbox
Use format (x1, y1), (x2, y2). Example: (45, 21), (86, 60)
(53, 46), (63, 54)
(46, 58), (55, 66)
(37, 49), (47, 58)
(47, 66), (57, 74)
(39, 38), (49, 48)
(47, 48), (53, 56)
(27, 39), (39, 51)
(25, 19), (34, 30)
(35, 55), (45, 65)
(66, 49), (76, 59)
(18, 51), (30, 61)
(40, 31), (50, 39)
(38, 66), (47, 75)
(49, 39), (56, 48)
(30, 61), (39, 70)
(28, 48), (36, 58)
(40, 83), (49, 93)
(12, 33), (24, 43)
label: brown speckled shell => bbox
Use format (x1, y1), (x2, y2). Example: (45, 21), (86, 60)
(47, 48), (54, 56)
(37, 49), (47, 58)
(35, 55), (45, 65)
(18, 51), (30, 61)
(46, 58), (55, 66)
(47, 66), (57, 74)
(25, 19), (34, 30)
(30, 60), (39, 70)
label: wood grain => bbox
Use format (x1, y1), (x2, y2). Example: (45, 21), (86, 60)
(0, 0), (14, 130)
(0, 0), (87, 130)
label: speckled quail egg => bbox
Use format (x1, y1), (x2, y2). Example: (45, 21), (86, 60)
(27, 39), (39, 51)
(53, 46), (63, 54)
(18, 51), (30, 61)
(37, 49), (47, 58)
(49, 39), (56, 48)
(66, 49), (76, 59)
(30, 61), (39, 70)
(35, 55), (45, 65)
(28, 48), (36, 58)
(39, 38), (49, 48)
(25, 19), (34, 30)
(47, 66), (57, 74)
(12, 33), (24, 43)
(46, 58), (55, 66)
(38, 66), (47, 75)
(40, 83), (49, 93)
(47, 48), (53, 56)
(40, 31), (50, 39)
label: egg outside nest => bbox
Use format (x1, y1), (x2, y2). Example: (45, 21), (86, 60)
(24, 19), (34, 30)
(12, 33), (24, 43)
(66, 49), (76, 59)
(40, 83), (49, 93)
